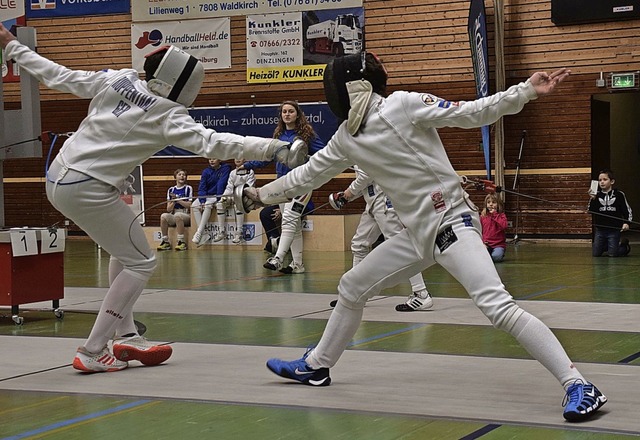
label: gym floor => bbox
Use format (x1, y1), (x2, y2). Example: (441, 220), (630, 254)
(1, 239), (639, 439)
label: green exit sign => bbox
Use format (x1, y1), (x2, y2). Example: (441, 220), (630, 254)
(611, 73), (636, 88)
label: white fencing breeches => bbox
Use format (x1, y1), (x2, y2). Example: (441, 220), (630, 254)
(350, 201), (426, 292)
(308, 205), (583, 388)
(46, 159), (155, 352)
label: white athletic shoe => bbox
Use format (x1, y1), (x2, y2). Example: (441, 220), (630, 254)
(197, 233), (211, 247)
(232, 234), (242, 244)
(280, 262), (305, 274)
(112, 335), (173, 366)
(72, 346), (128, 373)
(213, 232), (225, 242)
(395, 289), (433, 312)
(263, 256), (283, 271)
(191, 231), (202, 244)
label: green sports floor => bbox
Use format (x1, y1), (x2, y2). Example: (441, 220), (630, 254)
(1, 239), (639, 439)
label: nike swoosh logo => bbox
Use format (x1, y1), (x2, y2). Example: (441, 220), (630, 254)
(294, 368), (312, 376)
(308, 377), (329, 386)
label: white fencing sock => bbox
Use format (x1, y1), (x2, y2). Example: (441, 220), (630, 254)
(235, 212), (245, 236)
(215, 206), (226, 237)
(275, 222), (295, 261)
(107, 258), (139, 339)
(408, 273), (427, 293)
(198, 205), (212, 234)
(510, 311), (585, 387)
(307, 300), (363, 369)
(290, 231), (303, 265)
(84, 269), (147, 353)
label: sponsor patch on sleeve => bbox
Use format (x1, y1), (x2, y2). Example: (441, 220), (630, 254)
(367, 185), (376, 197)
(437, 100), (459, 108)
(431, 190), (446, 213)
(421, 94), (439, 106)
(291, 200), (305, 214)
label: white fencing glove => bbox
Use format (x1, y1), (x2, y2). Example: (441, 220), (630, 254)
(269, 138), (309, 169)
(218, 196), (233, 208)
(238, 185), (264, 214)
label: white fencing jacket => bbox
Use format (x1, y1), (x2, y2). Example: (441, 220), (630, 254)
(259, 82), (538, 256)
(5, 40), (275, 188)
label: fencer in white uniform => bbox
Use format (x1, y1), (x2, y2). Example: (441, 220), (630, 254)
(329, 166), (432, 311)
(245, 52), (606, 421)
(0, 24), (301, 373)
(218, 159), (257, 243)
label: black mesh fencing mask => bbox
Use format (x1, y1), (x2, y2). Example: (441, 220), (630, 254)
(323, 53), (365, 120)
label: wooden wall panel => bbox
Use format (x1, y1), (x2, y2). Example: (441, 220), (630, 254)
(3, 1), (639, 236)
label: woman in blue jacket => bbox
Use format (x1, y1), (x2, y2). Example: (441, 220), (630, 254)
(244, 101), (325, 273)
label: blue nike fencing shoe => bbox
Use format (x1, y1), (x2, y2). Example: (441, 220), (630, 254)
(562, 380), (607, 421)
(266, 351), (331, 386)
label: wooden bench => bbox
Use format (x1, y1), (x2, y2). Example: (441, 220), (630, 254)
(143, 212), (360, 251)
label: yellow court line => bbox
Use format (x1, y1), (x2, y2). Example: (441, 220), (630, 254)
(575, 266), (640, 288)
(350, 325), (428, 349)
(518, 266), (595, 287)
(275, 331), (328, 346)
(0, 396), (69, 416)
(30, 400), (162, 439)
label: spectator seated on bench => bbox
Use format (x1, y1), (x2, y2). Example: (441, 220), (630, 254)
(157, 169), (194, 251)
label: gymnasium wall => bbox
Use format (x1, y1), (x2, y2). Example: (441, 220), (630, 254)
(2, 0), (639, 237)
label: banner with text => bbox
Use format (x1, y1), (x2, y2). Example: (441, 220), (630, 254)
(0, 0), (24, 21)
(247, 7), (363, 84)
(468, 0), (491, 179)
(131, 18), (231, 72)
(246, 12), (306, 83)
(132, 0), (362, 22)
(156, 102), (339, 156)
(26, 0), (129, 18)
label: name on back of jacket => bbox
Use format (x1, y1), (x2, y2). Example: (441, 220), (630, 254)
(111, 78), (158, 111)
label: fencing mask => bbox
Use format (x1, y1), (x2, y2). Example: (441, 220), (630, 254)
(145, 46), (204, 107)
(323, 52), (388, 133)
(323, 53), (365, 121)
